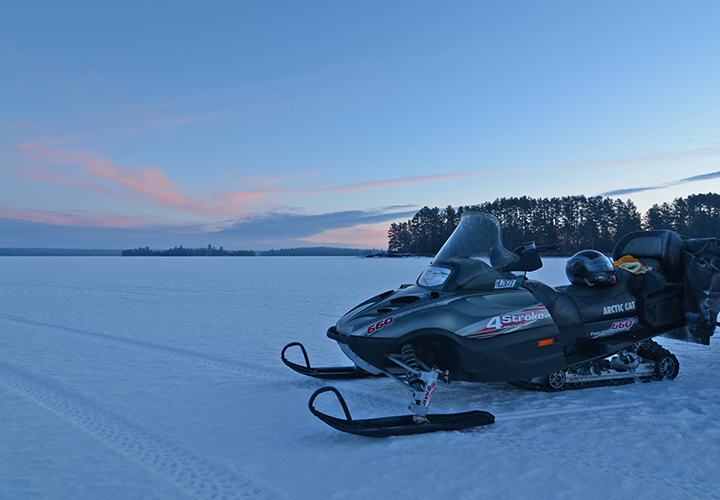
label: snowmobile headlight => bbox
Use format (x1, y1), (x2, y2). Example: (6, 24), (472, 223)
(418, 266), (451, 287)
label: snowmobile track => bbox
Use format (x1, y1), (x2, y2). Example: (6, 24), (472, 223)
(0, 314), (291, 383)
(0, 360), (288, 500)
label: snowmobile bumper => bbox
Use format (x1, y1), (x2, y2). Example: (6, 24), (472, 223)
(280, 342), (378, 379)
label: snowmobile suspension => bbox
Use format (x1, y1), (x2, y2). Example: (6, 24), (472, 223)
(387, 344), (443, 421)
(401, 344), (424, 390)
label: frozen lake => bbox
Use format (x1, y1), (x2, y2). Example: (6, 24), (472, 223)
(1, 256), (718, 500)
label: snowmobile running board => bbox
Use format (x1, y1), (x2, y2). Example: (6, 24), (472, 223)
(308, 386), (495, 437)
(281, 342), (378, 380)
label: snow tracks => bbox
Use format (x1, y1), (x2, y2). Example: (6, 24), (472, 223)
(0, 360), (287, 500)
(0, 312), (290, 500)
(0, 313), (289, 383)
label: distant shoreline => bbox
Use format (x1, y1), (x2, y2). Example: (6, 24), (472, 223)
(0, 248), (123, 256)
(0, 247), (383, 257)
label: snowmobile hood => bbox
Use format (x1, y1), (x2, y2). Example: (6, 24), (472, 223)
(333, 284), (439, 336)
(333, 279), (543, 341)
(333, 212), (533, 338)
(417, 211), (522, 292)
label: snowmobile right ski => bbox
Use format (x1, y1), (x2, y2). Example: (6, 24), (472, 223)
(308, 386), (495, 437)
(281, 342), (377, 379)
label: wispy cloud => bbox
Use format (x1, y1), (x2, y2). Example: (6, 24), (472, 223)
(16, 143), (203, 210)
(119, 110), (232, 137)
(0, 206), (418, 249)
(13, 143), (293, 220)
(8, 143), (482, 247)
(0, 205), (157, 229)
(299, 225), (389, 248)
(216, 208), (418, 244)
(13, 143), (496, 226)
(296, 171), (503, 197)
(0, 215), (214, 250)
(567, 146), (720, 171)
(601, 170), (720, 197)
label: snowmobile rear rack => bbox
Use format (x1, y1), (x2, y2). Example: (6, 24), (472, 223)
(281, 342), (377, 379)
(308, 386), (495, 437)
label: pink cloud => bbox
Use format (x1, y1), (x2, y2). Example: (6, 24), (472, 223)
(0, 205), (157, 229)
(299, 225), (389, 248)
(14, 144), (500, 222)
(10, 143), (501, 237)
(209, 189), (284, 204)
(296, 171), (503, 197)
(17, 142), (184, 204)
(82, 158), (188, 206)
(13, 143), (277, 219)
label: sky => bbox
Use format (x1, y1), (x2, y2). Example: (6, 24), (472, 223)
(1, 1), (719, 250)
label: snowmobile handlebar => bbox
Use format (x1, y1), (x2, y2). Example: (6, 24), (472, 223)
(512, 242), (559, 256)
(535, 243), (560, 252)
(503, 242), (560, 273)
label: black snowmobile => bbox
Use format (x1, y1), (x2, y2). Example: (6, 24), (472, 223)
(283, 211), (720, 436)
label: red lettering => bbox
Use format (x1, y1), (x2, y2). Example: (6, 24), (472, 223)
(367, 317), (394, 335)
(612, 319), (634, 330)
(422, 380), (436, 405)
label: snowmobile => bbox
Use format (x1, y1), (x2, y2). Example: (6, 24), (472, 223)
(282, 211), (719, 437)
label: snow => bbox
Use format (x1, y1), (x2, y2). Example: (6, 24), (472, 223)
(1, 256), (719, 500)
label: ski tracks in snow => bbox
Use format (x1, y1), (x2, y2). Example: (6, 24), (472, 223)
(0, 360), (288, 500)
(0, 313), (291, 383)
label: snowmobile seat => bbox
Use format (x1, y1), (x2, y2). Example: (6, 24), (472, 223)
(523, 271), (642, 331)
(522, 280), (583, 331)
(613, 230), (684, 283)
(561, 270), (640, 323)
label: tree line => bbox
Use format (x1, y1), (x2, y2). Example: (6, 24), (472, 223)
(388, 193), (720, 256)
(121, 245), (379, 257)
(122, 245), (255, 256)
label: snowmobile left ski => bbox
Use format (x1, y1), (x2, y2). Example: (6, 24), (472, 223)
(283, 211), (719, 437)
(308, 386), (494, 437)
(298, 342), (496, 436)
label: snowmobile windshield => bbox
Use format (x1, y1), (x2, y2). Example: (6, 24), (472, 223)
(417, 211), (520, 291)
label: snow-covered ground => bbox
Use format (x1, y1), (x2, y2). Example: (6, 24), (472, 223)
(1, 256), (718, 500)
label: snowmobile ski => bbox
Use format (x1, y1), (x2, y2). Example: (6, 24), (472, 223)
(308, 386), (495, 437)
(281, 342), (377, 379)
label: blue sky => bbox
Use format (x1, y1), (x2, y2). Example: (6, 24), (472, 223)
(2, 1), (719, 250)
